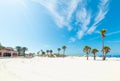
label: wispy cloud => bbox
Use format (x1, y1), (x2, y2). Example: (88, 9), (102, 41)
(76, 6), (91, 39)
(86, 0), (109, 37)
(69, 37), (76, 43)
(32, 0), (79, 30)
(32, 0), (110, 41)
(87, 0), (110, 34)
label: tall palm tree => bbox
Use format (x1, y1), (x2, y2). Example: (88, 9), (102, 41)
(92, 49), (99, 60)
(22, 47), (28, 56)
(62, 45), (67, 56)
(83, 46), (91, 60)
(100, 29), (107, 60)
(15, 46), (22, 55)
(102, 46), (111, 60)
(57, 48), (61, 54)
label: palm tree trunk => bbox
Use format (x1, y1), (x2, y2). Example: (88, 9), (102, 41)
(47, 53), (48, 57)
(102, 39), (104, 60)
(94, 54), (96, 60)
(103, 56), (105, 60)
(23, 51), (25, 57)
(63, 50), (65, 57)
(103, 53), (106, 60)
(87, 53), (88, 60)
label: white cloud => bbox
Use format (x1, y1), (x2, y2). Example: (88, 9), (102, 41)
(69, 37), (76, 43)
(67, 0), (80, 21)
(32, 0), (80, 31)
(32, 0), (110, 41)
(76, 7), (91, 39)
(87, 0), (109, 34)
(77, 31), (84, 39)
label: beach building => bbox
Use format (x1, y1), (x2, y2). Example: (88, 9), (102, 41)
(0, 47), (18, 57)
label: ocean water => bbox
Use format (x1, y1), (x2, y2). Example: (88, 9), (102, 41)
(98, 55), (120, 58)
(68, 54), (120, 58)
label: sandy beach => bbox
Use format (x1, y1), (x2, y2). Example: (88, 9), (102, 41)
(0, 57), (120, 81)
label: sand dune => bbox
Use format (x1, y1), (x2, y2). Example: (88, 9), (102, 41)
(0, 57), (120, 81)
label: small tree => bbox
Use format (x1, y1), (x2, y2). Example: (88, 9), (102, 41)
(22, 47), (28, 56)
(49, 50), (53, 54)
(15, 46), (21, 55)
(46, 50), (49, 56)
(92, 49), (99, 60)
(83, 46), (91, 60)
(102, 46), (111, 60)
(62, 45), (67, 57)
(37, 51), (40, 56)
(57, 48), (61, 54)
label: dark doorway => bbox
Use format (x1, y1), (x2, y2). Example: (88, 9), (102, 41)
(0, 52), (2, 57)
(13, 53), (17, 56)
(3, 53), (11, 57)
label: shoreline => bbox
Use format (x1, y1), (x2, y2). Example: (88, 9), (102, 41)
(0, 56), (120, 61)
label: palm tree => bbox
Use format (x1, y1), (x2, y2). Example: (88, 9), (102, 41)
(100, 29), (107, 60)
(40, 50), (46, 56)
(42, 51), (46, 56)
(49, 50), (53, 54)
(102, 46), (111, 60)
(62, 45), (67, 56)
(49, 50), (53, 57)
(92, 49), (99, 60)
(57, 48), (61, 54)
(46, 50), (49, 56)
(83, 46), (91, 60)
(0, 43), (5, 50)
(22, 47), (28, 56)
(40, 49), (43, 54)
(15, 46), (22, 55)
(37, 51), (40, 55)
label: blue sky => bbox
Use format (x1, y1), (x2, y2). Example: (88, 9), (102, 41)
(0, 0), (120, 55)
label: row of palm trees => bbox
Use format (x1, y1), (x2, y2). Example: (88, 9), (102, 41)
(83, 29), (111, 60)
(57, 45), (67, 55)
(83, 46), (110, 60)
(38, 45), (67, 57)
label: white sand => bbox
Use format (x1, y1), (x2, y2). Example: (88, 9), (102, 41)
(0, 56), (120, 81)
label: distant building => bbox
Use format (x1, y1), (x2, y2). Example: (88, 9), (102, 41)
(0, 47), (18, 57)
